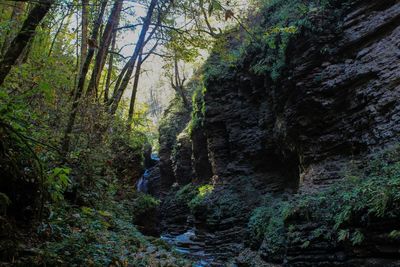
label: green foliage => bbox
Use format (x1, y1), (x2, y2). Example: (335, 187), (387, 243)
(204, 0), (356, 82)
(0, 193), (11, 215)
(248, 195), (290, 257)
(132, 193), (161, 218)
(169, 183), (214, 213)
(389, 230), (400, 239)
(188, 184), (214, 212)
(189, 84), (207, 135)
(249, 146), (400, 258)
(203, 37), (238, 82)
(350, 230), (364, 245)
(174, 183), (199, 205)
(192, 187), (245, 223)
(37, 196), (189, 266)
(46, 167), (71, 202)
(159, 96), (190, 147)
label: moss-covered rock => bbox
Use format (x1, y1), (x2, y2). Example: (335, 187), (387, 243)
(158, 97), (191, 189)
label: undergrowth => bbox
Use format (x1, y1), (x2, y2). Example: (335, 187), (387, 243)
(248, 146), (400, 261)
(204, 0), (357, 82)
(33, 190), (189, 266)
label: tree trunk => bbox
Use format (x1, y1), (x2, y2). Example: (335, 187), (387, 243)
(107, 55), (132, 107)
(80, 0), (89, 73)
(108, 0), (158, 115)
(48, 6), (72, 57)
(172, 56), (190, 110)
(0, 0), (52, 87)
(61, 0), (108, 154)
(127, 40), (158, 125)
(1, 2), (26, 57)
(104, 30), (117, 104)
(86, 0), (123, 98)
(127, 52), (143, 125)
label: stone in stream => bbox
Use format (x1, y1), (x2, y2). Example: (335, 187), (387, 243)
(161, 229), (215, 266)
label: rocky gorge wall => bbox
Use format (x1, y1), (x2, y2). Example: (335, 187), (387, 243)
(156, 0), (400, 265)
(203, 0), (400, 190)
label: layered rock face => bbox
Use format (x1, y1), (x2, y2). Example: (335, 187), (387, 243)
(172, 129), (193, 185)
(204, 0), (400, 190)
(157, 0), (400, 265)
(158, 98), (191, 190)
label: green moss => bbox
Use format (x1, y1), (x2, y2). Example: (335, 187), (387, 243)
(188, 184), (214, 212)
(188, 85), (207, 136)
(158, 96), (192, 166)
(204, 0), (358, 83)
(248, 195), (290, 258)
(174, 183), (199, 205)
(250, 146), (400, 260)
(132, 193), (161, 219)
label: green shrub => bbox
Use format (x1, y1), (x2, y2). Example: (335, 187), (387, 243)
(46, 167), (71, 202)
(249, 146), (400, 260)
(132, 193), (161, 218)
(176, 184), (197, 201)
(189, 85), (207, 135)
(204, 0), (358, 83)
(188, 184), (214, 212)
(299, 147), (400, 241)
(248, 195), (290, 257)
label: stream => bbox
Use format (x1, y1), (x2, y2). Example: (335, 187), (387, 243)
(137, 154), (213, 266)
(136, 154), (159, 193)
(161, 229), (214, 267)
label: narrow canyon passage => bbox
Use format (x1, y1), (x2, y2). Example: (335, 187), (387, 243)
(1, 0), (399, 266)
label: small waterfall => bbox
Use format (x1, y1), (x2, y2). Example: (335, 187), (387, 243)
(137, 154), (159, 193)
(150, 154), (159, 161)
(161, 229), (214, 267)
(137, 169), (150, 193)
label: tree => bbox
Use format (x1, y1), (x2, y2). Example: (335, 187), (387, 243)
(108, 0), (159, 115)
(61, 0), (108, 154)
(79, 0), (89, 74)
(0, 0), (53, 87)
(48, 4), (73, 56)
(103, 30), (117, 104)
(86, 0), (123, 98)
(127, 41), (158, 125)
(1, 1), (26, 57)
(170, 54), (190, 110)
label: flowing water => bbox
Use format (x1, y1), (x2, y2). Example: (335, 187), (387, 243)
(136, 155), (212, 265)
(136, 154), (159, 193)
(161, 229), (214, 267)
(136, 169), (150, 193)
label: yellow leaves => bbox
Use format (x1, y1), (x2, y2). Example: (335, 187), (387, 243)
(264, 25), (298, 37)
(98, 210), (113, 218)
(81, 206), (94, 215)
(198, 184), (214, 197)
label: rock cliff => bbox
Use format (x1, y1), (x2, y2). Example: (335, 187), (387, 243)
(157, 0), (400, 265)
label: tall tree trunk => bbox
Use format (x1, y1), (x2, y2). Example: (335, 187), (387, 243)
(104, 30), (117, 104)
(127, 41), (158, 125)
(0, 0), (52, 87)
(61, 0), (108, 154)
(48, 6), (72, 57)
(108, 0), (158, 115)
(127, 52), (143, 125)
(172, 56), (190, 110)
(80, 0), (89, 73)
(1, 2), (26, 57)
(107, 55), (132, 106)
(86, 0), (123, 98)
